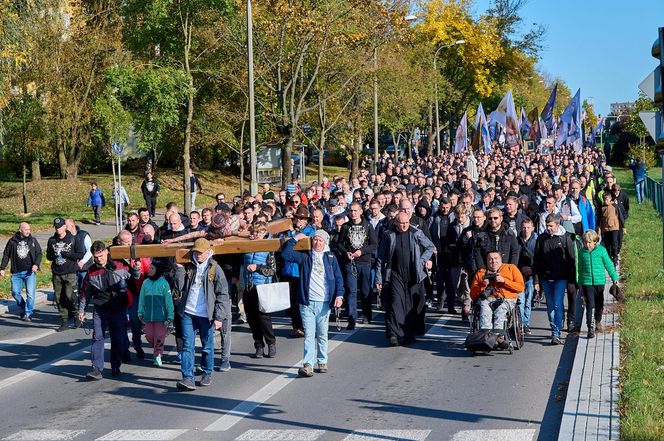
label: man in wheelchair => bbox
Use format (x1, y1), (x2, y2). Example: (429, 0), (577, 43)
(470, 251), (525, 334)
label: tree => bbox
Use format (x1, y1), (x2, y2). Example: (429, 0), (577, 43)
(624, 92), (657, 140)
(122, 0), (233, 211)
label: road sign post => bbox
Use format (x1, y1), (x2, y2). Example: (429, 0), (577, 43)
(111, 141), (125, 233)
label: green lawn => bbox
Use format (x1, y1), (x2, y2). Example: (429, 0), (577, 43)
(614, 167), (664, 441)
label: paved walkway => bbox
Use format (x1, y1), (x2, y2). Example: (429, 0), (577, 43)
(558, 282), (621, 441)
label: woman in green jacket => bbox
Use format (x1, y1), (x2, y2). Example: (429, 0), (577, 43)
(138, 261), (174, 366)
(577, 230), (619, 338)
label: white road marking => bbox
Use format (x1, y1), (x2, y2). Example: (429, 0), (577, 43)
(3, 430), (86, 440)
(342, 429), (431, 441)
(95, 430), (188, 441)
(0, 329), (55, 349)
(235, 429), (325, 441)
(204, 329), (357, 432)
(450, 429), (537, 441)
(0, 341), (109, 392)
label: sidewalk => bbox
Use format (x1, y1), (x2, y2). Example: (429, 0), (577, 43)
(558, 284), (621, 441)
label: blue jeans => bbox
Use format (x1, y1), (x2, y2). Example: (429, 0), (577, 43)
(635, 180), (645, 204)
(541, 279), (567, 338)
(299, 301), (331, 367)
(518, 278), (534, 327)
(180, 313), (215, 380)
(11, 270), (37, 317)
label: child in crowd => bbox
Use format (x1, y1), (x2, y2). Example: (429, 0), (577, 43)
(138, 261), (174, 366)
(87, 182), (106, 225)
(598, 192), (624, 266)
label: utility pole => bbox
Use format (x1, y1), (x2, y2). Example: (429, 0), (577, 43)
(373, 48), (379, 174)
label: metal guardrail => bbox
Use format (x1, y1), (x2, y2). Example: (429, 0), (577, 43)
(644, 176), (664, 216)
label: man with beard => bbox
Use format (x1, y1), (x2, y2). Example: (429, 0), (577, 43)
(337, 202), (377, 328)
(375, 212), (435, 346)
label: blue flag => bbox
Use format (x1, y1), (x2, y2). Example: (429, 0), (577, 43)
(541, 83), (558, 133)
(560, 89), (582, 151)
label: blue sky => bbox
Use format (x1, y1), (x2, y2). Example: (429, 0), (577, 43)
(473, 0), (664, 116)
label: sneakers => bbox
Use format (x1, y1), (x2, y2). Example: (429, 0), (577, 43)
(448, 307), (458, 315)
(19, 311), (26, 320)
(136, 347), (145, 360)
(86, 368), (102, 381)
(316, 363), (328, 373)
(111, 368), (121, 377)
(253, 346), (265, 359)
(346, 318), (356, 331)
(298, 364), (313, 377)
(551, 336), (562, 345)
(290, 328), (305, 338)
(199, 373), (212, 386)
(524, 326), (532, 335)
(234, 314), (247, 325)
(74, 318), (82, 329)
(173, 352), (182, 365)
(588, 330), (596, 339)
(176, 378), (197, 391)
(56, 322), (69, 332)
(153, 356), (162, 367)
(267, 344), (276, 358)
(22, 314), (32, 322)
(389, 336), (399, 346)
(218, 359), (231, 372)
(425, 299), (433, 309)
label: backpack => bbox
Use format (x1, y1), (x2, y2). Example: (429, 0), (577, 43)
(465, 330), (501, 353)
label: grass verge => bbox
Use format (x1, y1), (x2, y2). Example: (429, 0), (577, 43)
(615, 167), (664, 441)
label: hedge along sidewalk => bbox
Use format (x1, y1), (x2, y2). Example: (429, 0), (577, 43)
(613, 168), (664, 441)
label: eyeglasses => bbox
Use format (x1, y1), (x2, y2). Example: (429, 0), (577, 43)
(489, 216), (501, 220)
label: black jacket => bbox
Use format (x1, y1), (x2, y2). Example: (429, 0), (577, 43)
(475, 226), (520, 269)
(46, 231), (85, 275)
(337, 218), (378, 265)
(1, 233), (42, 273)
(533, 227), (576, 282)
(141, 178), (160, 198)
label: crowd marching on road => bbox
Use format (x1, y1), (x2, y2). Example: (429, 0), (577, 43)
(1, 144), (627, 392)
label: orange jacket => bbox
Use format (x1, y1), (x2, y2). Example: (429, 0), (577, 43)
(470, 263), (525, 301)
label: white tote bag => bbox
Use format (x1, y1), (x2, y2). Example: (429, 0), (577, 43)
(256, 282), (291, 314)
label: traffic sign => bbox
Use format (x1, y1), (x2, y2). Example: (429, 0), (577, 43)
(638, 111), (661, 141)
(111, 141), (124, 155)
(639, 69), (658, 101)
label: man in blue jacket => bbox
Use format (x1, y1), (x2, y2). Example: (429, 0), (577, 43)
(281, 229), (344, 377)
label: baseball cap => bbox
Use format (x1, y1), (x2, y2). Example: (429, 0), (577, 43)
(53, 218), (66, 228)
(191, 238), (212, 254)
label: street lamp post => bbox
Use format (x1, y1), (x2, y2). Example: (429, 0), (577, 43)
(247, 0), (258, 195)
(372, 14), (418, 174)
(433, 40), (465, 155)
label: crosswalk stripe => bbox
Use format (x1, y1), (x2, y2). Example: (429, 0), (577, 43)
(204, 328), (358, 432)
(341, 430), (431, 441)
(3, 430), (86, 441)
(235, 429), (325, 441)
(95, 430), (188, 441)
(450, 429), (537, 441)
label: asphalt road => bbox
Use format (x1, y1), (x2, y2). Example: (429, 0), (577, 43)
(0, 300), (575, 441)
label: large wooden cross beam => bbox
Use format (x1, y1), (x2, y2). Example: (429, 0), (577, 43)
(109, 218), (311, 264)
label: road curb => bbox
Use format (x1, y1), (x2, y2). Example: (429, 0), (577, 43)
(0, 289), (54, 316)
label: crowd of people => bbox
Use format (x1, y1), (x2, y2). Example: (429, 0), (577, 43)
(0, 144), (628, 389)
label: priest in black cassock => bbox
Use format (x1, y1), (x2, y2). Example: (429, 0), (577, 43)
(375, 212), (435, 346)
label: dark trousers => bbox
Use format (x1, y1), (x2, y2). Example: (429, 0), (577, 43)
(444, 265), (461, 309)
(344, 262), (372, 323)
(91, 307), (125, 371)
(123, 295), (143, 353)
(581, 284), (605, 329)
(91, 205), (101, 223)
(244, 286), (276, 348)
(566, 282), (576, 326)
(145, 196), (157, 217)
(282, 275), (303, 330)
(52, 272), (78, 322)
(602, 231), (620, 264)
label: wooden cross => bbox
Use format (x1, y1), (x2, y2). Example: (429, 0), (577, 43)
(109, 218), (311, 264)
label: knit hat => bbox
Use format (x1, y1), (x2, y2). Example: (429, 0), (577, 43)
(313, 229), (330, 246)
(287, 183), (297, 194)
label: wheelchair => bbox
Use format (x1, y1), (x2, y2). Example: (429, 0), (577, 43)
(468, 297), (524, 354)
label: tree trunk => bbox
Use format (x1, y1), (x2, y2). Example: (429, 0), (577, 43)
(281, 129), (295, 189)
(350, 111), (360, 180)
(183, 87), (194, 212)
(427, 102), (434, 157)
(22, 166), (28, 214)
(57, 147), (67, 179)
(318, 132), (325, 184)
(31, 160), (41, 181)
